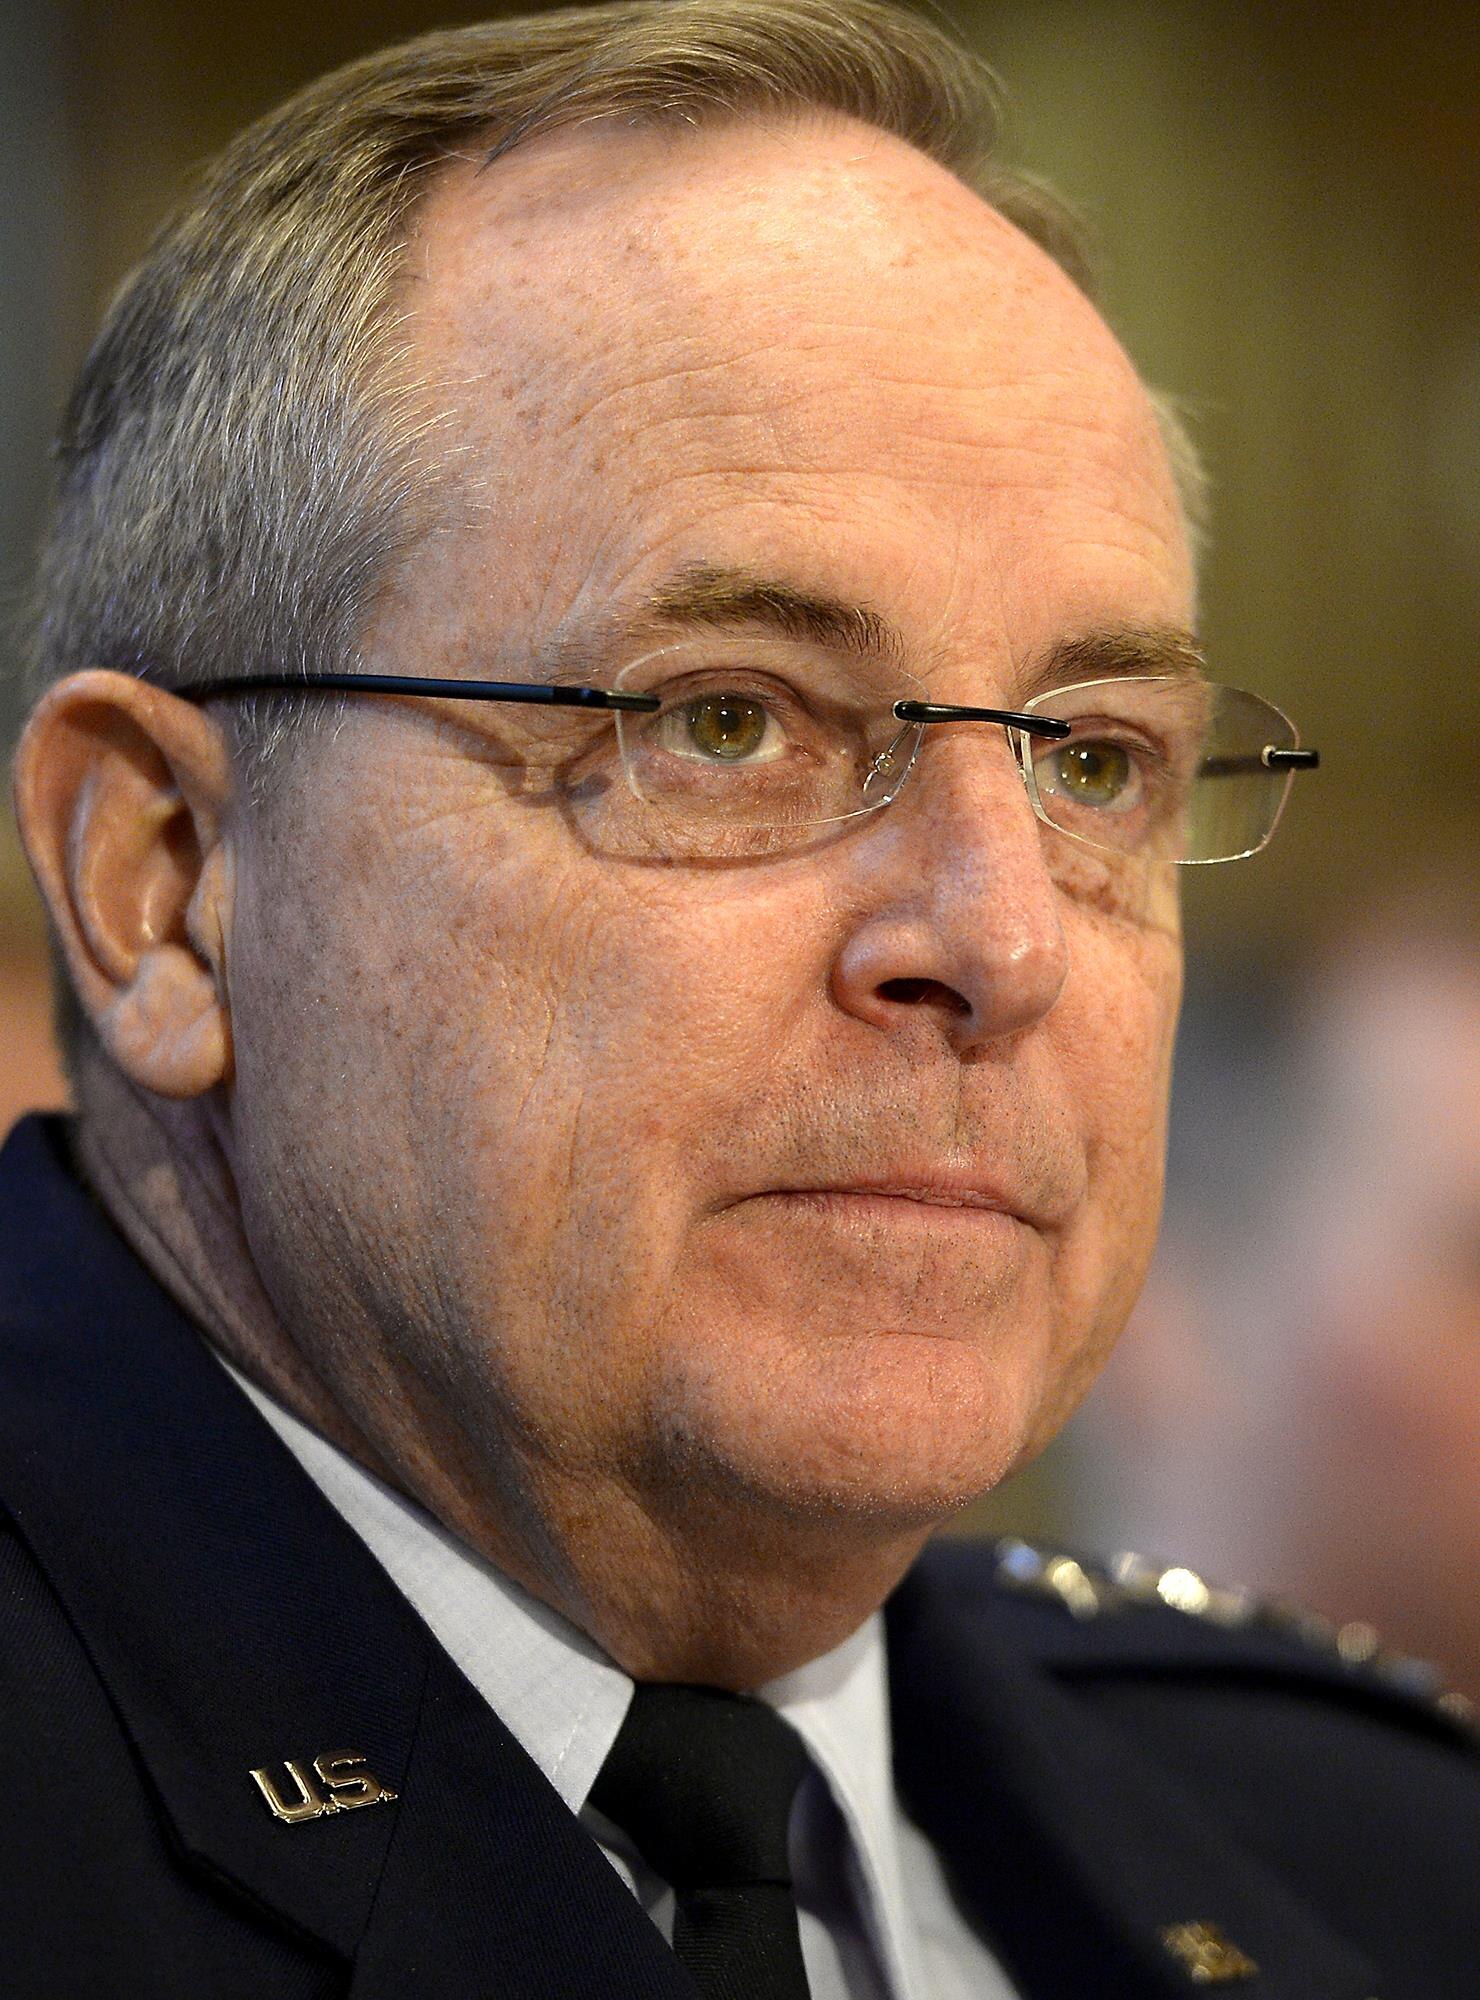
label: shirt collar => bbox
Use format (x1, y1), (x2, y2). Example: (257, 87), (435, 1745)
(222, 1356), (632, 1811)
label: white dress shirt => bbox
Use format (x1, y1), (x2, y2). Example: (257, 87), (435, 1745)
(224, 1362), (1020, 2000)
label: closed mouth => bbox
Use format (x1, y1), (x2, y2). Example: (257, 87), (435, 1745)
(763, 1182), (1026, 1223)
(798, 1183), (1008, 1210)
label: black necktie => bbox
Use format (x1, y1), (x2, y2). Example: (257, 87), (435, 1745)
(590, 1681), (814, 1999)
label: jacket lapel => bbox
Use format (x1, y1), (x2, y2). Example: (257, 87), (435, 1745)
(0, 1118), (693, 1996)
(887, 1556), (1381, 1999)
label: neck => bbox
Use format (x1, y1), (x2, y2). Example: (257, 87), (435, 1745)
(73, 1058), (395, 1482)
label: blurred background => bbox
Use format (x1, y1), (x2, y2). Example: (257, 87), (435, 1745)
(2, 0), (1477, 1685)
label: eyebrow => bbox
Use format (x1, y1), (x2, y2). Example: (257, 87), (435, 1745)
(1018, 626), (1209, 701)
(621, 561), (904, 665)
(542, 559), (1204, 697)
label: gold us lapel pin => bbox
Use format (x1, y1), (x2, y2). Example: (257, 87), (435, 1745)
(1159, 1920), (1260, 1984)
(249, 1751), (398, 1825)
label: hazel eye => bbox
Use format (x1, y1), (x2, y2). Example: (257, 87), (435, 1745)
(1040, 739), (1138, 811)
(676, 693), (776, 762)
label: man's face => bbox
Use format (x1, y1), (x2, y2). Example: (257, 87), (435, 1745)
(225, 115), (1190, 1576)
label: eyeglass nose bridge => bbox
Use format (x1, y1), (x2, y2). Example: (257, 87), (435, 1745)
(868, 696), (1064, 804)
(867, 696), (1070, 809)
(890, 699), (1072, 742)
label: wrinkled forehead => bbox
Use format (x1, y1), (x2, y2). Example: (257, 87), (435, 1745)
(411, 112), (1145, 426)
(396, 112), (1189, 640)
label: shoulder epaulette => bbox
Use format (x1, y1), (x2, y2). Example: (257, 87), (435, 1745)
(992, 1535), (1479, 1743)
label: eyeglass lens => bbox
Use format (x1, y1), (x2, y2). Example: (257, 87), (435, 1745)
(1020, 676), (1299, 864)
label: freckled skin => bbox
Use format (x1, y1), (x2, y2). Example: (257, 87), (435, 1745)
(180, 115), (1189, 1685)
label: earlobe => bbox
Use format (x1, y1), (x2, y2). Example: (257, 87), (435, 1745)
(99, 942), (232, 1098)
(12, 670), (236, 1099)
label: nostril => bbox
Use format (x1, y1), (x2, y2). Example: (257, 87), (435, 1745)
(877, 976), (971, 1015)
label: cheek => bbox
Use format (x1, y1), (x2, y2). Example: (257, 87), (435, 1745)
(231, 779), (771, 1449)
(395, 817), (821, 1311)
(1069, 899), (1177, 1134)
(1042, 910), (1181, 1354)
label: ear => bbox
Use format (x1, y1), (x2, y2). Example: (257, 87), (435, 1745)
(13, 670), (237, 1098)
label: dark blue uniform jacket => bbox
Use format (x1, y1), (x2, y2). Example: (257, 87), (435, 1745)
(2, 1116), (1476, 1999)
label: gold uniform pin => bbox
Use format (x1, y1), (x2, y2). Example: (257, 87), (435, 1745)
(249, 1750), (397, 1825)
(1160, 1920), (1260, 1983)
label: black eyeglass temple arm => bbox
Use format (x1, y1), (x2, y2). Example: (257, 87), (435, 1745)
(180, 671), (661, 713)
(1200, 747), (1321, 776)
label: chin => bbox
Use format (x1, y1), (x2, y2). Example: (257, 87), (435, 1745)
(655, 1325), (1046, 1531)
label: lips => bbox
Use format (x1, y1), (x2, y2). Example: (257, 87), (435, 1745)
(795, 1180), (1013, 1212)
(750, 1170), (1062, 1232)
(717, 1140), (1079, 1235)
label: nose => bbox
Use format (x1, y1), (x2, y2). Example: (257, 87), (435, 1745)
(830, 727), (1069, 1055)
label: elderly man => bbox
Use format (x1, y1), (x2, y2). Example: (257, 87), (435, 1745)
(2, 2), (1472, 1995)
